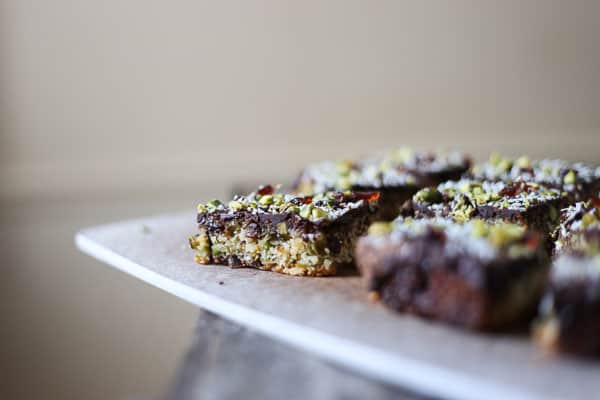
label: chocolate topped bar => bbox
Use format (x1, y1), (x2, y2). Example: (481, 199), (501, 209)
(408, 179), (567, 238)
(190, 185), (379, 276)
(469, 154), (600, 202)
(555, 199), (600, 256)
(356, 218), (549, 330)
(294, 148), (470, 220)
(534, 198), (600, 356)
(535, 253), (600, 356)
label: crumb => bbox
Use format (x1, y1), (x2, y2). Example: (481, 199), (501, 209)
(368, 291), (380, 302)
(142, 225), (151, 234)
(218, 281), (224, 285)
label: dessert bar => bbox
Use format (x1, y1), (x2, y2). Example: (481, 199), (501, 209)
(190, 185), (379, 276)
(294, 148), (470, 220)
(356, 218), (549, 330)
(554, 199), (600, 256)
(535, 253), (600, 356)
(469, 154), (600, 202)
(407, 179), (567, 239)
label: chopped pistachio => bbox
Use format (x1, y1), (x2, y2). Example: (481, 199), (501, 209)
(563, 170), (577, 185)
(415, 187), (442, 203)
(497, 158), (512, 172)
(379, 159), (392, 172)
(258, 237), (271, 251)
(453, 204), (475, 223)
(444, 188), (457, 199)
(488, 152), (502, 166)
(516, 155), (531, 168)
(470, 219), (488, 237)
(206, 199), (223, 211)
(276, 222), (288, 236)
(258, 195), (274, 205)
(368, 222), (393, 236)
(336, 176), (353, 190)
(228, 200), (243, 210)
(459, 182), (473, 193)
(299, 203), (314, 219)
(312, 193), (325, 201)
(311, 207), (328, 220)
(283, 204), (300, 214)
(391, 147), (414, 163)
(582, 213), (597, 228)
(488, 224), (525, 247)
(335, 160), (353, 175)
(197, 203), (207, 213)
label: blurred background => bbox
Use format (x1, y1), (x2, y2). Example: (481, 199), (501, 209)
(1, 1), (599, 399)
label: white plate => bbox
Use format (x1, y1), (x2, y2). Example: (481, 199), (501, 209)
(76, 211), (600, 400)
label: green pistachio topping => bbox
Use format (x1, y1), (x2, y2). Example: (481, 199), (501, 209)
(368, 222), (393, 236)
(299, 203), (314, 219)
(228, 200), (243, 210)
(206, 199), (223, 211)
(283, 204), (300, 214)
(311, 207), (328, 220)
(336, 176), (353, 190)
(196, 187), (374, 226)
(488, 152), (502, 166)
(379, 159), (392, 172)
(414, 187), (443, 203)
(276, 222), (288, 236)
(516, 155), (531, 168)
(335, 160), (353, 175)
(488, 224), (526, 248)
(453, 203), (475, 223)
(563, 170), (577, 184)
(258, 195), (274, 205)
(463, 219), (527, 247)
(470, 219), (488, 237)
(497, 158), (513, 172)
(582, 213), (598, 228)
(390, 147), (414, 163)
(470, 185), (499, 204)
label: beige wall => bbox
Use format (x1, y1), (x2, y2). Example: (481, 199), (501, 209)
(2, 0), (600, 201)
(2, 2), (600, 399)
